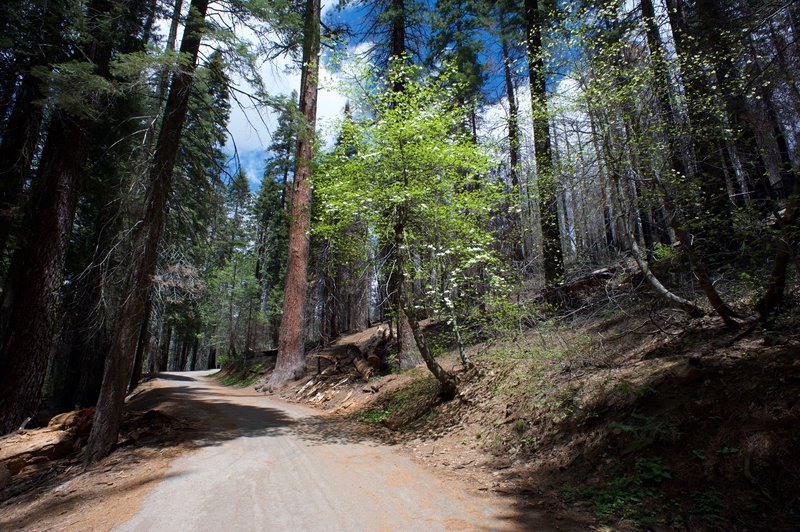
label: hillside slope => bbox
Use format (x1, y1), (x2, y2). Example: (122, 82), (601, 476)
(257, 289), (800, 530)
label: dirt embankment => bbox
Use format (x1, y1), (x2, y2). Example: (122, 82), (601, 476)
(0, 379), (201, 530)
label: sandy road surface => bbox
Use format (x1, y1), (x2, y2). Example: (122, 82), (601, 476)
(116, 371), (527, 532)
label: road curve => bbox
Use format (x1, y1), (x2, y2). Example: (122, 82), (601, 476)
(116, 371), (523, 532)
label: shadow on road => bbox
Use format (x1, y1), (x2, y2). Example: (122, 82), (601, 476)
(121, 373), (587, 531)
(155, 373), (200, 382)
(128, 377), (383, 450)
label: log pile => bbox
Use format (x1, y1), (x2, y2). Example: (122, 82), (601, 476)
(307, 325), (392, 383)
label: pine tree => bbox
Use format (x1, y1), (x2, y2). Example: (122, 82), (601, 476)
(85, 0), (210, 461)
(0, 0), (150, 435)
(263, 0), (321, 390)
(523, 0), (565, 288)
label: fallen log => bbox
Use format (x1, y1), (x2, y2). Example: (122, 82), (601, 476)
(349, 345), (373, 382)
(0, 429), (76, 475)
(312, 353), (340, 375)
(367, 353), (382, 369)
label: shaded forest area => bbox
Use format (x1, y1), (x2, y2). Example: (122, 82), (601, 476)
(0, 0), (798, 524)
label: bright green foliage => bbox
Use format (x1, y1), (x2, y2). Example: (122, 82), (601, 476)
(315, 63), (507, 325)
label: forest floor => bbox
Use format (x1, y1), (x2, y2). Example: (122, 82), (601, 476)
(252, 280), (800, 531)
(0, 377), (201, 530)
(1, 273), (798, 531)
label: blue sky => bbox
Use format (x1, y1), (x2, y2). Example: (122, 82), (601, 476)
(222, 2), (362, 191)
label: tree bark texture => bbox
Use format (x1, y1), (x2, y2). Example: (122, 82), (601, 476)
(524, 0), (564, 287)
(0, 113), (91, 434)
(265, 0), (320, 391)
(0, 0), (124, 431)
(0, 73), (45, 257)
(84, 0), (209, 462)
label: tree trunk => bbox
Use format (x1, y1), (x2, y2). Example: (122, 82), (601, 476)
(159, 324), (172, 373)
(0, 72), (45, 258)
(502, 38), (520, 189)
(128, 297), (152, 392)
(641, 0), (740, 327)
(263, 0), (320, 391)
(84, 0), (209, 462)
(630, 234), (705, 318)
(391, 217), (422, 371)
(665, 0), (734, 234)
(389, 0), (406, 77)
(188, 336), (199, 371)
(401, 291), (457, 400)
(208, 346), (217, 370)
(524, 0), (564, 287)
(501, 33), (525, 263)
(757, 173), (800, 320)
(0, 112), (94, 434)
(57, 264), (111, 411)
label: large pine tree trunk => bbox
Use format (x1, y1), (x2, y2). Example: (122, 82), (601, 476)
(84, 0), (209, 462)
(0, 0), (124, 431)
(391, 224), (422, 371)
(0, 113), (91, 433)
(524, 0), (564, 288)
(263, 0), (320, 391)
(384, 0), (418, 366)
(0, 73), (45, 258)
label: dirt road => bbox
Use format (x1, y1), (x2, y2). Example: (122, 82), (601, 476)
(116, 371), (528, 531)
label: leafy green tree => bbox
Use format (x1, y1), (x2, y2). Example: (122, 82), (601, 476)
(316, 63), (504, 397)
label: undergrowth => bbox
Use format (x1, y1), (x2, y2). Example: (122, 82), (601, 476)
(217, 362), (265, 387)
(355, 377), (439, 427)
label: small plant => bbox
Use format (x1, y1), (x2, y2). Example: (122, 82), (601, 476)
(610, 413), (679, 453)
(590, 476), (651, 518)
(635, 457), (672, 483)
(653, 242), (678, 262)
(356, 407), (395, 424)
(512, 418), (526, 433)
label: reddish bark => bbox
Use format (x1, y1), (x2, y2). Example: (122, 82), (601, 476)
(265, 0), (321, 391)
